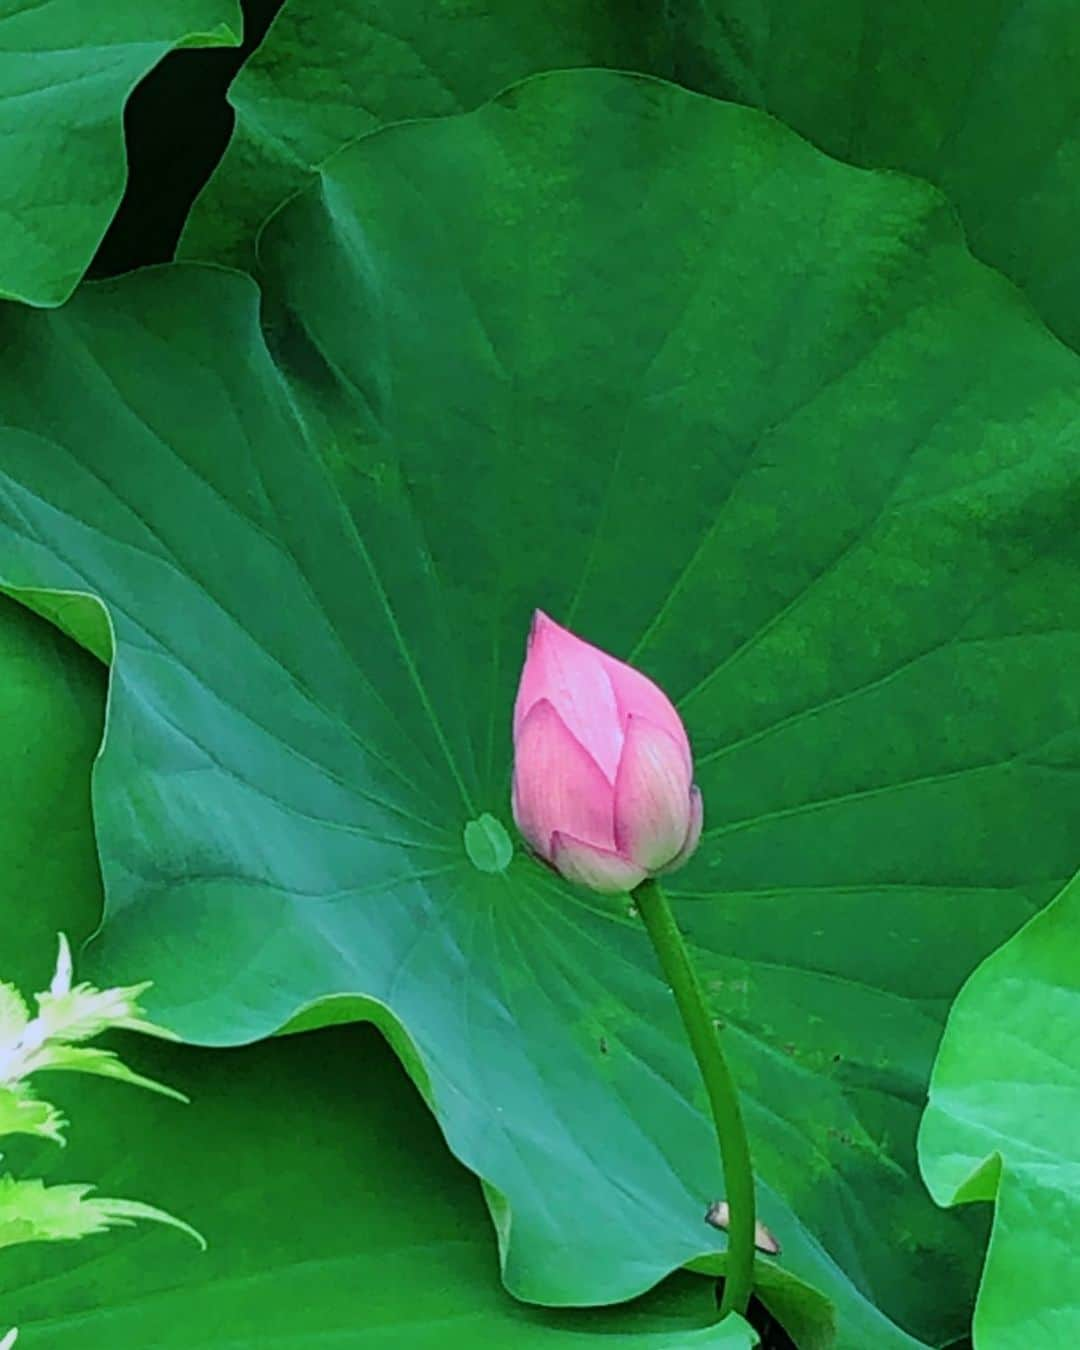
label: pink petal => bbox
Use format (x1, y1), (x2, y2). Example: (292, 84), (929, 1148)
(513, 611), (623, 781)
(512, 699), (615, 859)
(613, 716), (694, 871)
(658, 784), (703, 875)
(597, 649), (691, 775)
(550, 832), (647, 894)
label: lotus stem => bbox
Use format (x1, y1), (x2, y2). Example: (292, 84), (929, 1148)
(634, 877), (756, 1318)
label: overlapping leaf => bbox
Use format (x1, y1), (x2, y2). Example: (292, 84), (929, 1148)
(919, 872), (1080, 1349)
(0, 0), (241, 307)
(1, 72), (1078, 1347)
(184, 0), (1080, 357)
(179, 0), (673, 269)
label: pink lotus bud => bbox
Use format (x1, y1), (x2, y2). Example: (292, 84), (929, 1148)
(511, 611), (703, 893)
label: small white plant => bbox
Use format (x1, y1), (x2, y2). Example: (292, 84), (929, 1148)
(1, 937), (202, 1342)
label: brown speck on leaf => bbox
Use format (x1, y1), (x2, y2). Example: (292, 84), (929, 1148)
(705, 1200), (781, 1255)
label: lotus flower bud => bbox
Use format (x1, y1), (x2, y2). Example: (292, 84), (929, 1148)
(511, 611), (703, 893)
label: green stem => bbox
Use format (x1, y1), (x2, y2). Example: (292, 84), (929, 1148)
(634, 877), (756, 1318)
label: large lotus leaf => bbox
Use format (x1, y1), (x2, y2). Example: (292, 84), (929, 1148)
(669, 0), (1080, 351)
(0, 597), (103, 989)
(178, 0), (673, 269)
(0, 1025), (753, 1348)
(1, 71), (1078, 1348)
(0, 0), (240, 307)
(919, 872), (1080, 1349)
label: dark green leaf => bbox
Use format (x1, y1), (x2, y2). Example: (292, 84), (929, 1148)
(669, 0), (1080, 350)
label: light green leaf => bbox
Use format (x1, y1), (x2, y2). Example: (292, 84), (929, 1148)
(33, 975), (165, 1047)
(919, 872), (1080, 1349)
(0, 1084), (65, 1147)
(26, 1044), (187, 1105)
(0, 0), (241, 307)
(2, 934), (181, 1092)
(1, 1027), (754, 1348)
(2, 71), (1078, 1347)
(0, 1174), (201, 1251)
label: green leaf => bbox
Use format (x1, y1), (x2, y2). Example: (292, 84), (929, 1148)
(179, 0), (673, 269)
(0, 1026), (755, 1349)
(1, 71), (1077, 1347)
(668, 0), (1080, 351)
(919, 871), (1080, 1349)
(0, 0), (241, 307)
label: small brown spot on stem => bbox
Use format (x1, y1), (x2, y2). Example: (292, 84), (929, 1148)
(705, 1200), (781, 1255)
